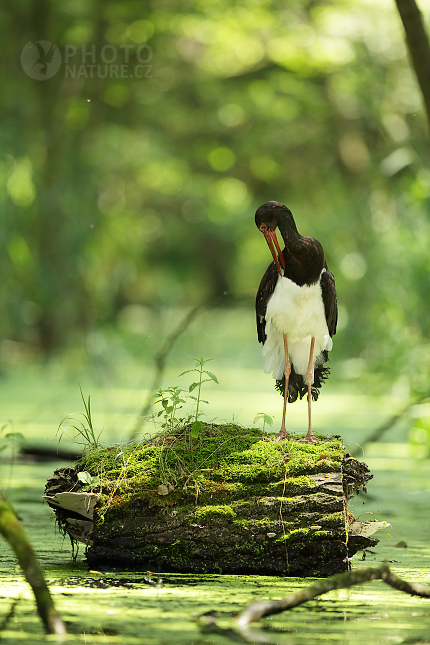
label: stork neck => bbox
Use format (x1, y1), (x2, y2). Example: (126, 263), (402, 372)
(276, 212), (300, 247)
(281, 235), (325, 287)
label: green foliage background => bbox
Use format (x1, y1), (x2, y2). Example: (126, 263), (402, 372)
(1, 0), (430, 400)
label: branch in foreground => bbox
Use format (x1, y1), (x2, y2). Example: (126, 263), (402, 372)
(235, 563), (430, 639)
(0, 493), (66, 636)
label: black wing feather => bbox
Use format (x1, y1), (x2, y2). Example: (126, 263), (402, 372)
(320, 265), (338, 337)
(255, 261), (279, 344)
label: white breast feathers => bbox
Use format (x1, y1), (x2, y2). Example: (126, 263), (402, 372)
(262, 272), (332, 382)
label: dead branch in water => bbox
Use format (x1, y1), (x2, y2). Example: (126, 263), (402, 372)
(235, 563), (430, 642)
(199, 563), (430, 643)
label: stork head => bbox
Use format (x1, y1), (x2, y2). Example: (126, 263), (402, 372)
(255, 201), (295, 275)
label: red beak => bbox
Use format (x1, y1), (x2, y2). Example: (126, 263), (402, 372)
(260, 227), (285, 276)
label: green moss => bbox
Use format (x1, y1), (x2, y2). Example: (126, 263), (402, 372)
(68, 424), (350, 538)
(321, 511), (345, 528)
(194, 505), (236, 521)
(77, 424), (344, 508)
(274, 528), (337, 544)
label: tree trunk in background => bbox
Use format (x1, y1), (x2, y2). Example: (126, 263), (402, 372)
(25, 0), (103, 351)
(394, 0), (430, 133)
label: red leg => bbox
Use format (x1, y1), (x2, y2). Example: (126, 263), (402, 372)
(276, 334), (290, 441)
(299, 337), (319, 443)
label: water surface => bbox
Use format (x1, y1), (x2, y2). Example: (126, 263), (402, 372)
(1, 442), (430, 644)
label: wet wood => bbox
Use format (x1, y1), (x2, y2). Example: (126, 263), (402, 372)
(44, 428), (384, 577)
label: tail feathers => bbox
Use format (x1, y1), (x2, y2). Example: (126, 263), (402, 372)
(275, 352), (330, 403)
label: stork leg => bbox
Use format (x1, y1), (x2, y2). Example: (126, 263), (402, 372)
(276, 334), (291, 441)
(300, 336), (318, 443)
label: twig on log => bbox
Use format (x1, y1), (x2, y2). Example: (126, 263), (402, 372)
(394, 0), (430, 133)
(0, 493), (66, 636)
(233, 563), (430, 642)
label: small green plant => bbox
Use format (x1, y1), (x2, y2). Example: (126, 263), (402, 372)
(57, 386), (103, 451)
(253, 412), (274, 433)
(0, 423), (25, 483)
(76, 471), (100, 486)
(0, 423), (25, 456)
(153, 386), (186, 431)
(179, 358), (219, 440)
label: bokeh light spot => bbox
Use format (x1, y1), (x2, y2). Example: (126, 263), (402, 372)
(208, 147), (236, 172)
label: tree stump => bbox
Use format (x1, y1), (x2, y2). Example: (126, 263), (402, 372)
(44, 424), (385, 577)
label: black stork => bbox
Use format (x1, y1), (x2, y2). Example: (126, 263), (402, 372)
(255, 201), (337, 442)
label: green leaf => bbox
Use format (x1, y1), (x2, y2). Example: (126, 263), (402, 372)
(253, 412), (275, 427)
(189, 382), (199, 392)
(178, 369), (194, 376)
(4, 432), (25, 443)
(191, 421), (204, 439)
(77, 471), (92, 485)
(204, 371), (219, 384)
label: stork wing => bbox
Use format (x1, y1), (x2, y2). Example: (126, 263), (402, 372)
(255, 261), (279, 344)
(320, 265), (338, 337)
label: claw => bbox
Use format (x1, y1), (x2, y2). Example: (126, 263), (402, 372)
(298, 433), (319, 443)
(275, 429), (288, 442)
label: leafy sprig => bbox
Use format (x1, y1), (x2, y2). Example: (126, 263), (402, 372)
(179, 358), (219, 440)
(253, 412), (274, 433)
(154, 386), (186, 432)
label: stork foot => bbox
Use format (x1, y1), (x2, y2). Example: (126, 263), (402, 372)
(298, 432), (319, 443)
(275, 428), (288, 442)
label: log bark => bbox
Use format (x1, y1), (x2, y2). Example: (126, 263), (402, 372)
(44, 426), (382, 577)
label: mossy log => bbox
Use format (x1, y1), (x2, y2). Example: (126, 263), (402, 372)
(44, 424), (383, 577)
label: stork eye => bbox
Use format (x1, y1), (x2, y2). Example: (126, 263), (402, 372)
(259, 224), (268, 232)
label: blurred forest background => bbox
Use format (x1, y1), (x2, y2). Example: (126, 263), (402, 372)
(1, 0), (430, 446)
